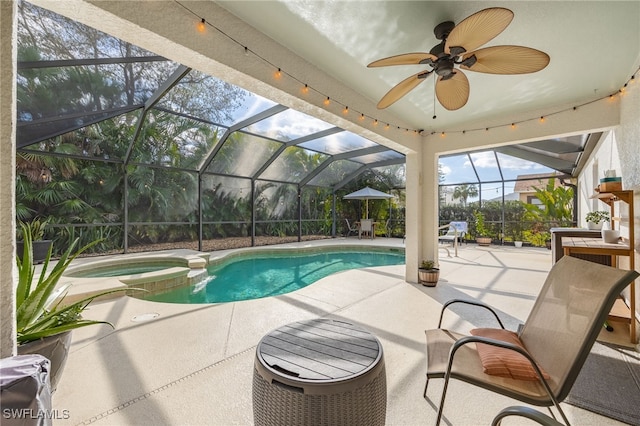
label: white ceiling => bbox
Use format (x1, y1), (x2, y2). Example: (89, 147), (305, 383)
(217, 1), (640, 133)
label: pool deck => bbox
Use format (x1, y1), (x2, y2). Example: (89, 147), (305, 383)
(51, 238), (633, 425)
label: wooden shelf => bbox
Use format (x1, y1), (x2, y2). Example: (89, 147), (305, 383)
(609, 297), (632, 324)
(593, 190), (635, 343)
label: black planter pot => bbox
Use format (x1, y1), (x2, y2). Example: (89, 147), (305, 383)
(17, 331), (72, 392)
(16, 240), (53, 264)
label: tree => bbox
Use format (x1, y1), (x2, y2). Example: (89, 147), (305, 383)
(452, 184), (478, 207)
(523, 178), (574, 229)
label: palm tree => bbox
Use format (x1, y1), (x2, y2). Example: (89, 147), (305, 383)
(452, 184), (478, 207)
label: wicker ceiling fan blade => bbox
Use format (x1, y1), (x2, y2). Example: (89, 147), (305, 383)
(461, 45), (550, 74)
(435, 70), (470, 111)
(368, 52), (438, 67)
(445, 7), (514, 55)
(377, 71), (431, 109)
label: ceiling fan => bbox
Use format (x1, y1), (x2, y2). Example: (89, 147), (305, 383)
(368, 7), (550, 111)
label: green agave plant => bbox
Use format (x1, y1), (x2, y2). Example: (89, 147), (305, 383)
(16, 222), (126, 344)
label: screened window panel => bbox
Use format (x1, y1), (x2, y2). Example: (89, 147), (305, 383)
(206, 132), (282, 177)
(308, 160), (362, 187)
(243, 109), (334, 142)
(300, 187), (333, 219)
(255, 182), (299, 220)
(439, 154), (478, 185)
(260, 146), (329, 183)
(372, 164), (406, 188)
(16, 159), (124, 223)
(17, 62), (177, 123)
(469, 152), (502, 182)
(298, 131), (376, 155)
(128, 109), (221, 169)
(155, 68), (265, 127)
(126, 167), (198, 222)
(127, 224), (198, 251)
(20, 112), (142, 160)
(480, 183), (505, 203)
(201, 175), (251, 222)
(16, 107), (142, 148)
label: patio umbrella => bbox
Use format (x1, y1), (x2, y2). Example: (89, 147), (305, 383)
(343, 186), (393, 219)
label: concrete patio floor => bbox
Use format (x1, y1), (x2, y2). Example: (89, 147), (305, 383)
(51, 239), (632, 425)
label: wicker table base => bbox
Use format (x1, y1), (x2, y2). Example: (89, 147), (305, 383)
(252, 319), (386, 426)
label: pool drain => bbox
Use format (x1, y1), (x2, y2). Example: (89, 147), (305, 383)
(131, 312), (160, 322)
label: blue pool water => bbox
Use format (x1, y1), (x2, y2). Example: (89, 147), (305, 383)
(145, 249), (405, 304)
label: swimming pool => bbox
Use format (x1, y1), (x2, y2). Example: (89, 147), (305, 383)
(144, 247), (405, 304)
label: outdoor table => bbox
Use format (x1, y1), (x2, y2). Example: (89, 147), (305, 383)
(252, 318), (386, 426)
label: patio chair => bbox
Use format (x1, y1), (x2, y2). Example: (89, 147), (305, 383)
(359, 219), (373, 239)
(438, 221), (467, 244)
(345, 219), (358, 237)
(424, 256), (639, 426)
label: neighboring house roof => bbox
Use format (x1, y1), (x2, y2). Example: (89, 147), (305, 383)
(488, 192), (521, 202)
(513, 173), (561, 193)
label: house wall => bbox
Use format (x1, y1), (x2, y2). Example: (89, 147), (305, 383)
(577, 67), (640, 331)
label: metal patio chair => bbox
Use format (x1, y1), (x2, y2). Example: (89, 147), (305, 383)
(424, 256), (639, 425)
(345, 219), (358, 237)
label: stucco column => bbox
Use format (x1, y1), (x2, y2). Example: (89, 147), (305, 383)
(404, 150), (421, 283)
(0, 0), (17, 358)
(422, 141), (440, 267)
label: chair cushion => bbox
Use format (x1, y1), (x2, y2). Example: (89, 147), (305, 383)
(470, 328), (550, 381)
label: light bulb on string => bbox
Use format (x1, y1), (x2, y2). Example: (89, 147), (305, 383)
(197, 18), (206, 33)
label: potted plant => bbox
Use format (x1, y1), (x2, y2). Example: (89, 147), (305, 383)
(16, 222), (128, 391)
(512, 223), (524, 248)
(473, 211), (492, 246)
(585, 210), (610, 230)
(418, 260), (439, 286)
(16, 218), (52, 264)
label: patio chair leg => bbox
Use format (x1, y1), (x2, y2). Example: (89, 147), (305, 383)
(423, 377), (430, 399)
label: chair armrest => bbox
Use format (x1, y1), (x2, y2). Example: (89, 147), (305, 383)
(491, 406), (564, 426)
(437, 299), (505, 329)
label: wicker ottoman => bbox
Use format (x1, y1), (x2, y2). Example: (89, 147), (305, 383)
(253, 319), (386, 426)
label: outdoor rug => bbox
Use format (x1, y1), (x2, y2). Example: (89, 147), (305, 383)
(566, 341), (640, 425)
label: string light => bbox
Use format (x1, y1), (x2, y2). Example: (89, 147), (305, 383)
(175, 1), (420, 134)
(197, 18), (206, 33)
(429, 65), (639, 136)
